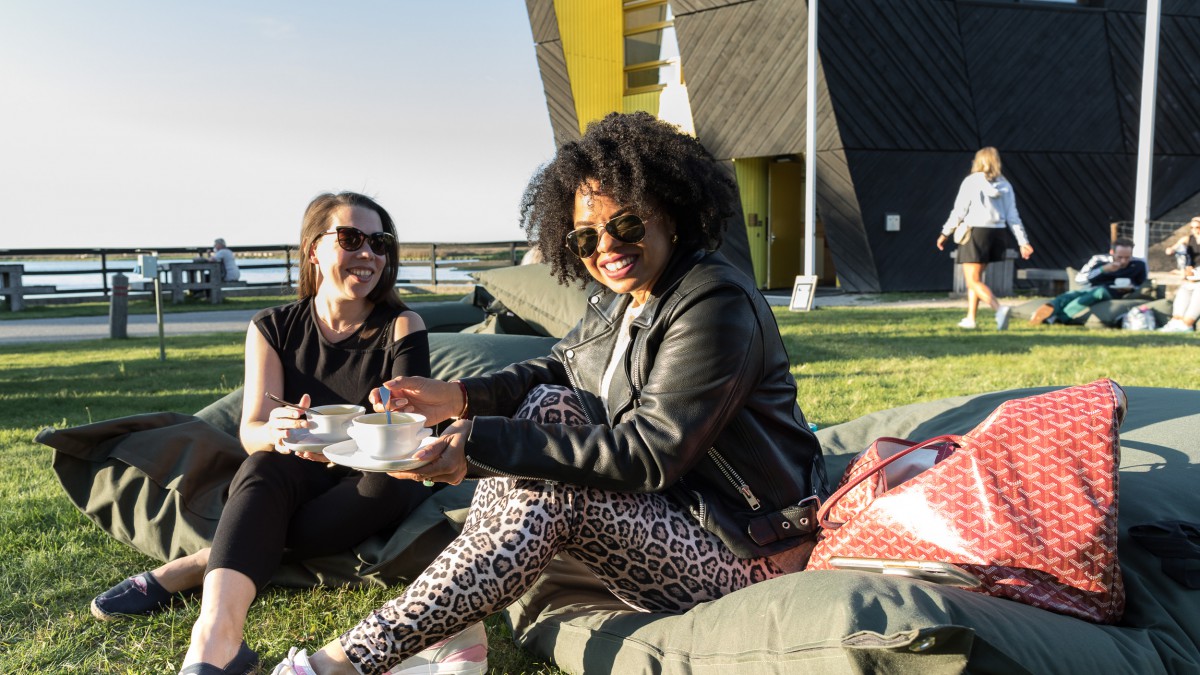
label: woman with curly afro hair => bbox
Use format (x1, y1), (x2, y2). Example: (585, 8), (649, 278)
(273, 112), (827, 675)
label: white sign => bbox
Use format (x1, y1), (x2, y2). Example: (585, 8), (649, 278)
(789, 275), (819, 312)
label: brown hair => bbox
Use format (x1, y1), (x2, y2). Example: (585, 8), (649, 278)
(1112, 237), (1135, 251)
(971, 147), (1003, 181)
(296, 192), (405, 309)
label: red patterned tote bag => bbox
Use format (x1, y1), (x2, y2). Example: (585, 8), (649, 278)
(808, 379), (1127, 623)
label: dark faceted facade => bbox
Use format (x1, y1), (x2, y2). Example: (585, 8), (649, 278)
(528, 0), (1200, 291)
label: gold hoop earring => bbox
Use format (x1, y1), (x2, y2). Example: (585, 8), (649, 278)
(672, 233), (679, 244)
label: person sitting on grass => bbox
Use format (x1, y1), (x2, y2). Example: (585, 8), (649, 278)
(1159, 218), (1200, 333)
(88, 192), (448, 675)
(1029, 237), (1147, 326)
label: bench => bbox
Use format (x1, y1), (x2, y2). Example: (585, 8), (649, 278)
(130, 264), (247, 304)
(0, 264), (56, 311)
(1017, 268), (1071, 296)
(951, 249), (1016, 298)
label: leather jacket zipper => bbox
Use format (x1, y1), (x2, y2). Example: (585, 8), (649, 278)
(679, 477), (708, 525)
(465, 456), (548, 482)
(708, 448), (762, 510)
(562, 349), (596, 426)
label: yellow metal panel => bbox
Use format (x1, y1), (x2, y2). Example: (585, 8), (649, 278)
(734, 158), (769, 287)
(622, 91), (660, 116)
(554, 0), (623, 134)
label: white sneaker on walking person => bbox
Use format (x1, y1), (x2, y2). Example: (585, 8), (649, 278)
(957, 317), (977, 330)
(1159, 319), (1193, 333)
(271, 623), (487, 675)
(995, 305), (1012, 330)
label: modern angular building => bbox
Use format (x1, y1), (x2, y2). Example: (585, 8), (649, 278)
(524, 0), (1200, 291)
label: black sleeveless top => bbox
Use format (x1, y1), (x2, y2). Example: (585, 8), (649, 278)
(252, 299), (430, 408)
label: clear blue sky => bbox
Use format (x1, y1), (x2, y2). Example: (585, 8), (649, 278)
(0, 1), (555, 249)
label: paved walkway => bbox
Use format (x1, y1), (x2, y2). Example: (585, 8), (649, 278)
(0, 293), (971, 346)
(0, 310), (258, 346)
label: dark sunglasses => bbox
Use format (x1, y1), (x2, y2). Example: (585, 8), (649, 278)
(319, 227), (396, 256)
(564, 213), (647, 258)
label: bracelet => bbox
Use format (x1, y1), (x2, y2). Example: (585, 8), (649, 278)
(453, 380), (469, 419)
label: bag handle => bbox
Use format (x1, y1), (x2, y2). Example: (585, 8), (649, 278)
(818, 434), (961, 530)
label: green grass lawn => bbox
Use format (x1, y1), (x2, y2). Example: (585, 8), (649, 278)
(1, 305), (1193, 673)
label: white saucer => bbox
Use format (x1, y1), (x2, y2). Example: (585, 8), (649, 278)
(322, 437), (438, 473)
(281, 431), (341, 453)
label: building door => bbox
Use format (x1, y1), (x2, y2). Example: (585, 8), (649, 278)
(767, 159), (804, 288)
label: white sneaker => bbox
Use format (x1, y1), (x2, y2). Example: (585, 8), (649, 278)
(386, 623), (488, 675)
(957, 317), (977, 329)
(995, 305), (1011, 331)
(271, 624), (487, 675)
(271, 647), (317, 675)
(1159, 319), (1193, 333)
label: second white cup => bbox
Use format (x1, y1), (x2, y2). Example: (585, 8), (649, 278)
(305, 404), (367, 443)
(347, 412), (432, 459)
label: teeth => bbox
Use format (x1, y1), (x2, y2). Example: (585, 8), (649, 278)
(604, 258), (633, 272)
(349, 268), (374, 278)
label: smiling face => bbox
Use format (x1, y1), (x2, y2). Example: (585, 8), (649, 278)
(573, 182), (675, 306)
(309, 205), (385, 300)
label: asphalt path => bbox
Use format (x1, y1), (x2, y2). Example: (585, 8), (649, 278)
(0, 309), (258, 346)
(0, 292), (972, 347)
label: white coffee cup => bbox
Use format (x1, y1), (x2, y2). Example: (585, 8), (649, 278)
(1113, 277), (1132, 288)
(305, 404), (366, 443)
(347, 412), (432, 460)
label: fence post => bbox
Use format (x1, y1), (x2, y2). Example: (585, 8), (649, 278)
(101, 253), (111, 297)
(430, 244), (438, 287)
(109, 272), (128, 339)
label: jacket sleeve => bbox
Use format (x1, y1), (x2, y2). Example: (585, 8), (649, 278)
(462, 285), (764, 492)
(1001, 186), (1030, 248)
(941, 177), (973, 237)
(1076, 254), (1108, 285)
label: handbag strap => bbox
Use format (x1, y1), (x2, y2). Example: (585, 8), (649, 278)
(818, 434), (961, 530)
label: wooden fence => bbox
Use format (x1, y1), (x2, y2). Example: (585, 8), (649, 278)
(0, 241), (527, 308)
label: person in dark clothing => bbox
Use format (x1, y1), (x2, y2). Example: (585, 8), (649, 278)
(90, 192), (435, 674)
(1030, 237), (1148, 325)
(272, 113), (828, 675)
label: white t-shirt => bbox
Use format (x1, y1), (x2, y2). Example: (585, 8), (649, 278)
(213, 247), (239, 281)
(600, 302), (645, 417)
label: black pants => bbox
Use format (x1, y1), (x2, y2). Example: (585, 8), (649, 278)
(207, 451), (430, 589)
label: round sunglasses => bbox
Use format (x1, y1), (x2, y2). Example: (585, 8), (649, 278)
(318, 226), (396, 256)
(564, 213), (647, 258)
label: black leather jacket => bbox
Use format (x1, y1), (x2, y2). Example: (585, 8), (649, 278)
(460, 249), (828, 559)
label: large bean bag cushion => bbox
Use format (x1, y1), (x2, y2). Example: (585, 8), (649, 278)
(37, 332), (557, 588)
(470, 263), (589, 339)
(503, 386), (1200, 674)
(1011, 296), (1152, 328)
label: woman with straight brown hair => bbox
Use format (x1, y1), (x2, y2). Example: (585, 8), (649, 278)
(936, 147), (1034, 329)
(88, 192), (443, 674)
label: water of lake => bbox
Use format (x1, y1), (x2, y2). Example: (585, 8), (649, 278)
(14, 258), (476, 293)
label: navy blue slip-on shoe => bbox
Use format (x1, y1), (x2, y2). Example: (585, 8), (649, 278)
(178, 641), (260, 675)
(90, 572), (177, 621)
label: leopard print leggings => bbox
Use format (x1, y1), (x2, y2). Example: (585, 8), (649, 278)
(339, 385), (784, 674)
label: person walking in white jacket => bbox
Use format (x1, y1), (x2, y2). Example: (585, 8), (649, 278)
(936, 147), (1034, 329)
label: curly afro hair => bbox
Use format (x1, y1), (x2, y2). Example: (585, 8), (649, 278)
(519, 112), (739, 286)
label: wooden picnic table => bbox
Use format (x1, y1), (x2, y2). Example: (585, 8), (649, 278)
(165, 261), (224, 304)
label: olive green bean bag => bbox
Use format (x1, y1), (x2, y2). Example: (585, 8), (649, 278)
(37, 332), (557, 588)
(503, 386), (1200, 674)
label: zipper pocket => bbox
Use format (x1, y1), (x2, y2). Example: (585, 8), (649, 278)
(708, 448), (762, 511)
